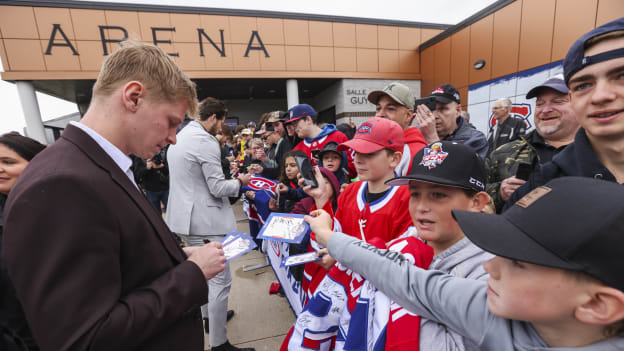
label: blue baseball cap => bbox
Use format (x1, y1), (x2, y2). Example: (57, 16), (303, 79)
(526, 74), (569, 99)
(563, 17), (624, 85)
(284, 104), (317, 125)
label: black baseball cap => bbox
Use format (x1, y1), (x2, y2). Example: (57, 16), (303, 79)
(385, 141), (485, 192)
(453, 177), (624, 292)
(429, 84), (461, 104)
(318, 142), (343, 160)
(564, 17), (624, 85)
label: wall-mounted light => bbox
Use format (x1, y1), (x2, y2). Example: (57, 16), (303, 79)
(474, 59), (486, 70)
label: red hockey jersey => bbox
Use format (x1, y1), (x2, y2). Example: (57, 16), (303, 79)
(334, 181), (413, 243)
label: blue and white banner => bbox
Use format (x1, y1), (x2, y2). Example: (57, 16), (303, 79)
(266, 239), (306, 315)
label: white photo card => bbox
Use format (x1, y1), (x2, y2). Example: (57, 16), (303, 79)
(221, 231), (257, 261)
(281, 251), (321, 267)
(257, 213), (310, 244)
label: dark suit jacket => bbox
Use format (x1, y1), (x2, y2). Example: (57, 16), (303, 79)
(2, 125), (208, 351)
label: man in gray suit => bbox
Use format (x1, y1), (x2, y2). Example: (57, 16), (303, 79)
(167, 97), (253, 351)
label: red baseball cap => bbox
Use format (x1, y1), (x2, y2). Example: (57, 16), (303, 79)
(338, 117), (404, 154)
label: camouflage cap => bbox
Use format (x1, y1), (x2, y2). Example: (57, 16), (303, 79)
(367, 82), (415, 110)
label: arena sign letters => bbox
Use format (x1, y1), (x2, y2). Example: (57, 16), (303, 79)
(44, 23), (270, 58)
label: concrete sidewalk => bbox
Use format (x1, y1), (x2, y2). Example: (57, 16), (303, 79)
(205, 202), (296, 350)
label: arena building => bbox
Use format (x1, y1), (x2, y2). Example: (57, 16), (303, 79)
(0, 0), (622, 143)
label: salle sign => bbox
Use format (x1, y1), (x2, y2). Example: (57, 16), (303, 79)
(44, 24), (270, 58)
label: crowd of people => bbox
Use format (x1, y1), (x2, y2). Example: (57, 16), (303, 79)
(0, 16), (623, 351)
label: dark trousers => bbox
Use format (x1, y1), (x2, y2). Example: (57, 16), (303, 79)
(146, 190), (169, 213)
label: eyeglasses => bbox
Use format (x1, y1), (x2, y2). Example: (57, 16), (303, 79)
(261, 133), (273, 141)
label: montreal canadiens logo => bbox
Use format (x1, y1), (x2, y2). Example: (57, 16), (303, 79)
(357, 122), (373, 134)
(249, 176), (277, 191)
(419, 142), (448, 169)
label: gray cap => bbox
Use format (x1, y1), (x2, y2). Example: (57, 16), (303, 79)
(526, 74), (569, 99)
(367, 82), (415, 110)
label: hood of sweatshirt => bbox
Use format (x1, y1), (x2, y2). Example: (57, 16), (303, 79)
(404, 126), (426, 145)
(304, 124), (338, 143)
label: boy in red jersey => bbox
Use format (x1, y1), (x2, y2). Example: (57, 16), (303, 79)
(302, 117), (413, 297)
(284, 104), (356, 177)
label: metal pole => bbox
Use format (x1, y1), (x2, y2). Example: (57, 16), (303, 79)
(16, 81), (47, 144)
(286, 79), (299, 109)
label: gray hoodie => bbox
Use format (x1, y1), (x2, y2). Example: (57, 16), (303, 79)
(328, 233), (624, 351)
(420, 235), (493, 351)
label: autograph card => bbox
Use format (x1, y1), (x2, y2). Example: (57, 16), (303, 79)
(257, 213), (310, 244)
(280, 251), (321, 267)
(221, 231), (257, 261)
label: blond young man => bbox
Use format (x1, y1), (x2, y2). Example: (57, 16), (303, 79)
(3, 41), (225, 350)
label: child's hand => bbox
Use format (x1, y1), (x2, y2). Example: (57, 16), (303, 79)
(277, 183), (289, 194)
(303, 167), (331, 208)
(340, 183), (348, 193)
(245, 190), (256, 200)
(268, 198), (278, 211)
(305, 209), (334, 247)
(315, 248), (336, 270)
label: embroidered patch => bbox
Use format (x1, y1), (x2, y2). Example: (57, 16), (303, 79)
(357, 122), (373, 135)
(516, 186), (552, 208)
(419, 142), (448, 169)
(431, 87), (444, 95)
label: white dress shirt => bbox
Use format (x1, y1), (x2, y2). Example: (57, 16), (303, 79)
(70, 121), (138, 188)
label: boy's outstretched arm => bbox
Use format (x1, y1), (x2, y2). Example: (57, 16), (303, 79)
(306, 215), (493, 347)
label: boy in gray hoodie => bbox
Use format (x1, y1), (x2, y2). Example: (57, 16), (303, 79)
(384, 141), (493, 351)
(308, 176), (624, 350)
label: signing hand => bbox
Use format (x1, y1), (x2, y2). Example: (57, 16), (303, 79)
(187, 242), (226, 280)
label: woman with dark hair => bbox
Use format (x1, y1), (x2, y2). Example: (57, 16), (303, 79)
(0, 132), (45, 351)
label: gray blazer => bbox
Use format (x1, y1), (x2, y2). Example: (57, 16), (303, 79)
(166, 121), (239, 236)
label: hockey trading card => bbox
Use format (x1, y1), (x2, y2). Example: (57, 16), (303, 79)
(221, 232), (257, 261)
(281, 251), (321, 267)
(258, 213), (310, 244)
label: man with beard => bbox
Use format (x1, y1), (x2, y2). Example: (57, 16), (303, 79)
(485, 75), (579, 212)
(166, 97), (253, 351)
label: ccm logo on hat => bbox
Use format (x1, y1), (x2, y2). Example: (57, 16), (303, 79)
(357, 122), (373, 134)
(469, 177), (485, 190)
(419, 142), (448, 169)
